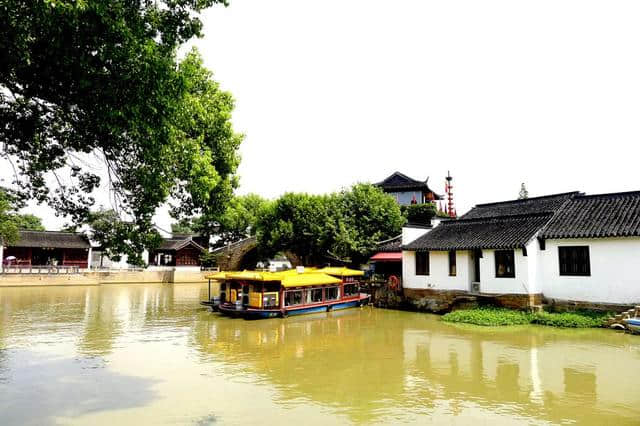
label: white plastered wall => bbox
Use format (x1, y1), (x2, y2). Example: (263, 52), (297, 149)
(539, 237), (640, 304)
(478, 247), (534, 295)
(402, 250), (471, 291)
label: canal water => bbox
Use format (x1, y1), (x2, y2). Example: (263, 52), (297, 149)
(0, 283), (638, 425)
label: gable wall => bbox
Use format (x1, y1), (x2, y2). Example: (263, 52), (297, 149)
(539, 237), (640, 304)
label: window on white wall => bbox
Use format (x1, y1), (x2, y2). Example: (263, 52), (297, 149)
(416, 251), (429, 275)
(448, 250), (456, 276)
(558, 246), (591, 276)
(495, 250), (515, 278)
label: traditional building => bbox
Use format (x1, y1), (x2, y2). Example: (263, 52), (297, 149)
(374, 172), (442, 206)
(537, 191), (640, 305)
(401, 190), (640, 310)
(149, 235), (208, 267)
(2, 230), (91, 269)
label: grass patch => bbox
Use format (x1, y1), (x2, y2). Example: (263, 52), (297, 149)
(442, 307), (609, 328)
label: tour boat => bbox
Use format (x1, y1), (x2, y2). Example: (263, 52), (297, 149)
(206, 267), (370, 319)
(623, 317), (640, 334)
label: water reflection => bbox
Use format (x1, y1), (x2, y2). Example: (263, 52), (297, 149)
(0, 349), (158, 426)
(0, 284), (639, 425)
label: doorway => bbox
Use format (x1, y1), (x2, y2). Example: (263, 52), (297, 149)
(471, 249), (481, 292)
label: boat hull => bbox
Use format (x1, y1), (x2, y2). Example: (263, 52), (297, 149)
(625, 318), (640, 333)
(218, 294), (371, 320)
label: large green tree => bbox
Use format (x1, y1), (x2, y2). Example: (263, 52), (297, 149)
(256, 184), (405, 266)
(256, 193), (333, 265)
(215, 194), (269, 245)
(0, 189), (19, 245)
(328, 183), (406, 265)
(0, 0), (240, 257)
(0, 188), (45, 244)
(13, 214), (45, 231)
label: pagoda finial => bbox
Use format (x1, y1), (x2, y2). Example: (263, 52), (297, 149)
(445, 171), (456, 218)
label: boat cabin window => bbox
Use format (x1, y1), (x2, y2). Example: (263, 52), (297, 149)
(219, 282), (227, 303)
(284, 290), (303, 306)
(326, 287), (339, 300)
(310, 288), (323, 303)
(343, 283), (358, 296)
(263, 293), (278, 308)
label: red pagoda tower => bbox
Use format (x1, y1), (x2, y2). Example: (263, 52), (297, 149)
(445, 171), (456, 218)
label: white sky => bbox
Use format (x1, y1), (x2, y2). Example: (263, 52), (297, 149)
(5, 0), (640, 229)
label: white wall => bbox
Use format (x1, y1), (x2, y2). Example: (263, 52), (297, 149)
(539, 237), (640, 304)
(403, 244), (538, 295)
(478, 247), (534, 295)
(402, 250), (471, 291)
(402, 225), (431, 245)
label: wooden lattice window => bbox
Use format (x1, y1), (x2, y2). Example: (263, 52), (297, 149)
(558, 246), (591, 276)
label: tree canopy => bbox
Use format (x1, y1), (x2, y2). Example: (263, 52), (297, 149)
(0, 188), (45, 244)
(13, 213), (45, 231)
(85, 208), (161, 267)
(256, 184), (405, 266)
(0, 0), (240, 257)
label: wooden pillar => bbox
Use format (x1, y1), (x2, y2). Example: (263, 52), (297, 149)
(0, 239), (4, 274)
(87, 247), (92, 271)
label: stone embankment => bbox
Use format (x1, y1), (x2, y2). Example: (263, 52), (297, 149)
(0, 269), (210, 287)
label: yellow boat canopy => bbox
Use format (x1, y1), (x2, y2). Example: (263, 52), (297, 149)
(225, 271), (283, 281)
(281, 273), (342, 288)
(206, 271), (232, 280)
(208, 267), (359, 286)
(317, 267), (365, 277)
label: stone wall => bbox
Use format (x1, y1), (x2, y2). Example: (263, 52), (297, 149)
(394, 288), (543, 313)
(0, 269), (208, 287)
(543, 297), (635, 313)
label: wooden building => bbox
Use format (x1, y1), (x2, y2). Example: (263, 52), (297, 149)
(374, 172), (442, 206)
(149, 235), (208, 267)
(1, 230), (91, 268)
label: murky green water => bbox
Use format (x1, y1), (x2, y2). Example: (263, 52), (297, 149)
(0, 283), (638, 425)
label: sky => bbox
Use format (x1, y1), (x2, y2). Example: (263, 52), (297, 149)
(6, 0), (640, 230)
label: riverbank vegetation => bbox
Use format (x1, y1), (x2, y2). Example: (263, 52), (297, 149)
(442, 307), (610, 328)
(256, 184), (405, 266)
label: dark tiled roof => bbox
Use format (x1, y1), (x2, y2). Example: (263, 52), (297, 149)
(540, 191), (640, 239)
(403, 192), (585, 251)
(9, 231), (90, 249)
(404, 214), (553, 251)
(158, 237), (206, 252)
(374, 172), (442, 198)
(376, 235), (402, 252)
(461, 192), (580, 220)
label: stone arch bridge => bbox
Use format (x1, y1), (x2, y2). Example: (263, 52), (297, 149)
(211, 237), (300, 271)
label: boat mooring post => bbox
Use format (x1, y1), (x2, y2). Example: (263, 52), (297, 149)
(208, 278), (211, 301)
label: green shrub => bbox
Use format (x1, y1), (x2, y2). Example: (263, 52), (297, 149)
(442, 307), (609, 328)
(402, 203), (437, 225)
